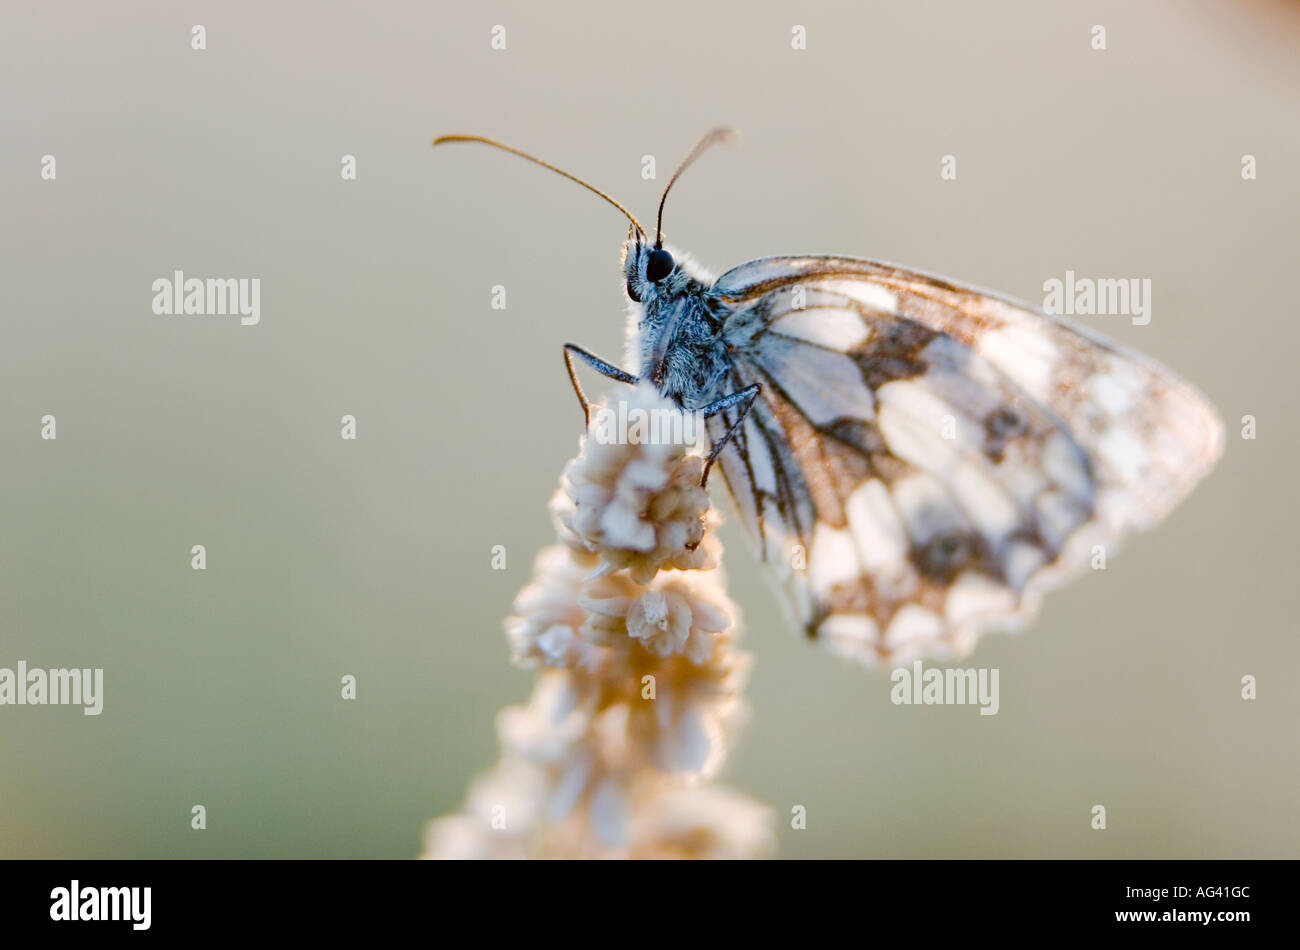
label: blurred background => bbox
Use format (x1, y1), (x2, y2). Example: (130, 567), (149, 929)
(1, 0), (1297, 858)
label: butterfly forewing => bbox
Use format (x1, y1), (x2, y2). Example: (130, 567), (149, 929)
(706, 256), (1223, 665)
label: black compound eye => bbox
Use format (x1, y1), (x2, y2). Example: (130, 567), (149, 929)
(646, 248), (674, 282)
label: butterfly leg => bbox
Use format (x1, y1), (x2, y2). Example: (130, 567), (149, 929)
(562, 343), (639, 425)
(698, 383), (761, 487)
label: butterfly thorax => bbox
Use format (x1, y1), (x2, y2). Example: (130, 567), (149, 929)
(639, 284), (732, 411)
(627, 247), (730, 412)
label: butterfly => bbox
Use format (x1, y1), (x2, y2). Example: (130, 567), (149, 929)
(433, 129), (1224, 666)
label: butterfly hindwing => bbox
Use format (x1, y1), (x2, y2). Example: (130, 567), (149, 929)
(706, 256), (1222, 665)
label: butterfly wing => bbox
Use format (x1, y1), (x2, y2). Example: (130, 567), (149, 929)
(703, 256), (1223, 665)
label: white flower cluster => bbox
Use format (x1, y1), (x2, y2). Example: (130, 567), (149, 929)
(423, 386), (774, 859)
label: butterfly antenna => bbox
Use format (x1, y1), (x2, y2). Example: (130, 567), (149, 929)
(655, 127), (739, 248)
(432, 134), (647, 238)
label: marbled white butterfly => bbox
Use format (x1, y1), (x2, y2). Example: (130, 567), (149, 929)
(434, 129), (1223, 666)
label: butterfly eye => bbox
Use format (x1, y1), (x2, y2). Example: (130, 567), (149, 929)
(646, 248), (674, 282)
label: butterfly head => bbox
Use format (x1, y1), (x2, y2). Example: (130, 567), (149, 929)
(624, 127), (739, 305)
(623, 228), (686, 304)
